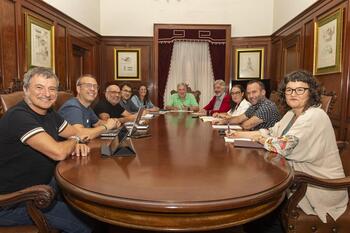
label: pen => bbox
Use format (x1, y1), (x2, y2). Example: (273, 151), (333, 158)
(227, 123), (231, 135)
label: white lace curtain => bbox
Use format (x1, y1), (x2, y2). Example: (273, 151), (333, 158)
(163, 41), (215, 107)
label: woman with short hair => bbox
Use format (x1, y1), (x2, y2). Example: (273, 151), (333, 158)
(227, 70), (348, 233)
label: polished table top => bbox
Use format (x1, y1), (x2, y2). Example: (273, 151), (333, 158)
(56, 113), (293, 231)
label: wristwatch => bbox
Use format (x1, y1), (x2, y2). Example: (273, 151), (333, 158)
(69, 135), (84, 144)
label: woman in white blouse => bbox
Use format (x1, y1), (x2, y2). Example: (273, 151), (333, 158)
(227, 70), (348, 233)
(213, 84), (251, 118)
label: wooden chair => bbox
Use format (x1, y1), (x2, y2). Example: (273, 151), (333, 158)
(0, 185), (57, 233)
(320, 90), (336, 116)
(170, 84), (201, 104)
(282, 141), (350, 233)
(269, 90), (287, 116)
(0, 90), (73, 114)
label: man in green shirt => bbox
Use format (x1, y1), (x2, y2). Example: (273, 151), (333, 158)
(165, 83), (199, 111)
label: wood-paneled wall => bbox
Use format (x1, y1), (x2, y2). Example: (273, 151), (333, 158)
(0, 0), (100, 92)
(270, 0), (350, 140)
(2, 0), (350, 142)
(100, 37), (154, 101)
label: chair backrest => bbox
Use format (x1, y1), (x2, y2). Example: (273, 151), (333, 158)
(0, 91), (73, 114)
(53, 91), (73, 111)
(170, 84), (201, 104)
(0, 91), (24, 113)
(269, 90), (287, 116)
(320, 91), (336, 116)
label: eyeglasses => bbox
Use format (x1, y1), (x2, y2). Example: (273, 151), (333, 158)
(122, 89), (132, 93)
(78, 83), (99, 90)
(106, 91), (120, 95)
(231, 91), (241, 95)
(285, 87), (309, 95)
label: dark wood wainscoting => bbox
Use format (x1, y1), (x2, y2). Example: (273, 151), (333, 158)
(271, 0), (350, 140)
(0, 0), (100, 91)
(100, 37), (153, 101)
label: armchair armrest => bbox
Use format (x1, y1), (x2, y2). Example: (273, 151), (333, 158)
(0, 185), (54, 209)
(286, 171), (350, 216)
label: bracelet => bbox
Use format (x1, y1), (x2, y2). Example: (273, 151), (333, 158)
(101, 124), (108, 131)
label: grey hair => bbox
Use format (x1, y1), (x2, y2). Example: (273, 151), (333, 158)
(23, 67), (59, 89)
(177, 82), (187, 89)
(214, 79), (226, 88)
(76, 74), (96, 86)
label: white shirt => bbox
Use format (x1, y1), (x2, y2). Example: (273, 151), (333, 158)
(268, 107), (348, 223)
(227, 99), (251, 117)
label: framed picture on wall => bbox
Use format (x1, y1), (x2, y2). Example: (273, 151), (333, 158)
(26, 14), (55, 71)
(235, 48), (264, 79)
(114, 48), (141, 80)
(313, 8), (343, 75)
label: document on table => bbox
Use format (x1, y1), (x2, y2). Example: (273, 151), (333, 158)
(199, 116), (220, 122)
(142, 113), (155, 119)
(212, 124), (242, 130)
(224, 137), (252, 143)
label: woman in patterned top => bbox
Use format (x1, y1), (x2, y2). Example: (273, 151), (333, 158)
(227, 70), (348, 233)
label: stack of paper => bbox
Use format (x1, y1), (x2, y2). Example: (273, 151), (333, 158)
(212, 125), (242, 130)
(142, 113), (155, 120)
(199, 116), (220, 122)
(224, 137), (252, 143)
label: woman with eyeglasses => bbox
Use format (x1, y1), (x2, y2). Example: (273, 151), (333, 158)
(131, 84), (159, 112)
(212, 84), (250, 118)
(227, 70), (348, 233)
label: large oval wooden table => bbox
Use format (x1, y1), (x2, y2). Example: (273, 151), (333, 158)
(55, 113), (293, 232)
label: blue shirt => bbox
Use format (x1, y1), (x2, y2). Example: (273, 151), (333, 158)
(58, 97), (99, 128)
(131, 95), (155, 109)
(120, 98), (139, 113)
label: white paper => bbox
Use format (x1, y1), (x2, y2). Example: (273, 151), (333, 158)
(142, 114), (154, 119)
(224, 137), (252, 143)
(212, 125), (242, 130)
(199, 116), (221, 122)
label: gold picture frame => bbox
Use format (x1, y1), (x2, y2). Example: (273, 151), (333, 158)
(235, 48), (264, 80)
(26, 14), (55, 71)
(114, 48), (141, 80)
(313, 8), (343, 75)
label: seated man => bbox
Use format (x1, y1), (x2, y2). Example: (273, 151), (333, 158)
(120, 83), (139, 113)
(213, 80), (280, 130)
(94, 83), (135, 123)
(165, 82), (199, 111)
(59, 74), (119, 139)
(0, 67), (92, 233)
(201, 79), (231, 115)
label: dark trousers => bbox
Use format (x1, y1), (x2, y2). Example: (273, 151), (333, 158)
(0, 178), (93, 233)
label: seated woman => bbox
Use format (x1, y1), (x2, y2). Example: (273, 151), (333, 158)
(227, 70), (348, 232)
(213, 84), (250, 118)
(131, 84), (159, 112)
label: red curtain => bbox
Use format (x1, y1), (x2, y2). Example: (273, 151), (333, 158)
(158, 43), (174, 108)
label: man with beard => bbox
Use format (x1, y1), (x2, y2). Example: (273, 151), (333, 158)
(58, 74), (119, 139)
(200, 79), (231, 115)
(213, 80), (280, 130)
(94, 83), (135, 123)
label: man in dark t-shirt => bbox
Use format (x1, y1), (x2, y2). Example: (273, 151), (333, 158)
(213, 80), (280, 130)
(94, 83), (135, 123)
(0, 67), (92, 233)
